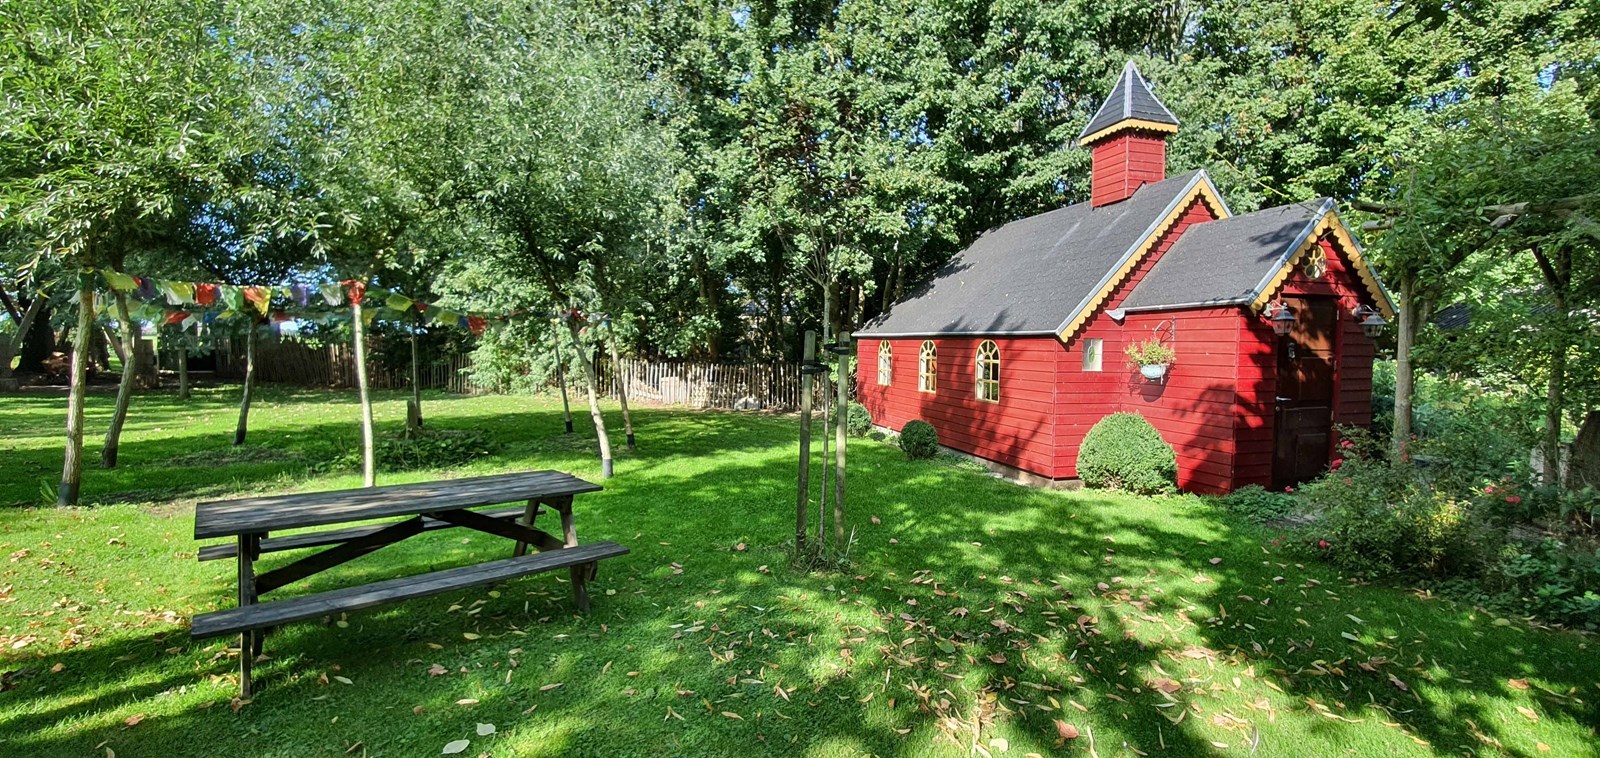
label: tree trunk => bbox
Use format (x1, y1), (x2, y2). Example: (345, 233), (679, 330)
(796, 331), (814, 554)
(566, 319), (613, 478)
(18, 298), (53, 373)
(353, 303), (376, 486)
(103, 324), (127, 366)
(1568, 410), (1600, 492)
(59, 281), (94, 505)
(817, 283), (832, 551)
(1392, 277), (1419, 453)
(0, 293), (46, 389)
(234, 321), (257, 446)
(100, 291), (138, 468)
(608, 331), (634, 450)
(1543, 339), (1567, 486)
(406, 329), (423, 436)
(177, 343), (190, 401)
(552, 326), (574, 433)
(833, 335), (849, 551)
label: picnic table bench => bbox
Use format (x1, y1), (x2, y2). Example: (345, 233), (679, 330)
(189, 470), (626, 698)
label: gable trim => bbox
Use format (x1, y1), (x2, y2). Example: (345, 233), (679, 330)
(1054, 171), (1231, 343)
(1080, 118), (1180, 147)
(1247, 207), (1398, 320)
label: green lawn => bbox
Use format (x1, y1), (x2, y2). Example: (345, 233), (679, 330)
(0, 387), (1595, 757)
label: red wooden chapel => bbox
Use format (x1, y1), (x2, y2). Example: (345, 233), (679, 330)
(855, 62), (1397, 494)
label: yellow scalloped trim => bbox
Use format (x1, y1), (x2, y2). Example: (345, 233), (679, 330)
(1081, 118), (1180, 146)
(1056, 179), (1229, 342)
(1249, 212), (1397, 321)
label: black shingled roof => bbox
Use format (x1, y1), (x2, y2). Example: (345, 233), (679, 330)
(1078, 61), (1179, 142)
(856, 170), (1213, 337)
(1117, 199), (1332, 312)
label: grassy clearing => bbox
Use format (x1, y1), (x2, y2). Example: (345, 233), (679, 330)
(1, 387), (1596, 756)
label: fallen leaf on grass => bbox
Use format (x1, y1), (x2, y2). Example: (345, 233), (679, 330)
(1516, 706), (1539, 722)
(1054, 720), (1079, 740)
(1149, 678), (1182, 695)
(442, 739), (470, 754)
(1209, 557), (1222, 565)
(462, 633), (481, 641)
(989, 737), (1009, 752)
(456, 699), (480, 706)
(1507, 678), (1530, 690)
(539, 683), (563, 692)
(476, 723), (496, 736)
(721, 711), (743, 720)
(1388, 674), (1408, 692)
(123, 714), (145, 727)
(428, 664), (449, 677)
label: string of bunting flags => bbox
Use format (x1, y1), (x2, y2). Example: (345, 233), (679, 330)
(88, 269), (522, 336)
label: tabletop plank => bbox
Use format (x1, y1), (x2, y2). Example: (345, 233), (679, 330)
(193, 470), (602, 539)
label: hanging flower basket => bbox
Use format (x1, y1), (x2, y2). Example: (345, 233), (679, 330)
(1125, 338), (1177, 382)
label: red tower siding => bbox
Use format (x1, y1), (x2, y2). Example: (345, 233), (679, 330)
(1090, 131), (1167, 207)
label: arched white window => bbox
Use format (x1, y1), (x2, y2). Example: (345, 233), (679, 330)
(975, 340), (1000, 402)
(878, 341), (892, 385)
(918, 340), (937, 393)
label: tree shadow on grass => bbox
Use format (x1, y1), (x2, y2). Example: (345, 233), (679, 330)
(5, 403), (1598, 756)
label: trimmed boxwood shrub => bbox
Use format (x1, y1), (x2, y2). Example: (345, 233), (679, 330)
(1077, 412), (1177, 495)
(833, 401), (874, 437)
(848, 402), (873, 437)
(900, 419), (940, 459)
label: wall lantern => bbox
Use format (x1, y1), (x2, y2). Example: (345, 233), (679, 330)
(1264, 300), (1296, 337)
(1352, 304), (1388, 338)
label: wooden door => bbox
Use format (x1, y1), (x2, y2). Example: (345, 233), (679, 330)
(1273, 297), (1337, 488)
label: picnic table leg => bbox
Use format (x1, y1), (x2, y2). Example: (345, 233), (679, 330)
(513, 498), (540, 558)
(552, 496), (591, 611)
(237, 532), (259, 699)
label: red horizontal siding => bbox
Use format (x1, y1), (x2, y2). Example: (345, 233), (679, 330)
(857, 336), (1058, 477)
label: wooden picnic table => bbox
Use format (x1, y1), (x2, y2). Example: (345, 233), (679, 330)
(189, 470), (627, 698)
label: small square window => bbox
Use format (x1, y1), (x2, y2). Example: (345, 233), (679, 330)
(1083, 338), (1103, 372)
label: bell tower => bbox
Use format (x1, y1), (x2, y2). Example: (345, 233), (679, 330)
(1080, 61), (1179, 207)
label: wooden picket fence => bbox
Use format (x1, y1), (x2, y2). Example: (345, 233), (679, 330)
(211, 333), (824, 409)
(215, 336), (483, 394)
(594, 357), (826, 411)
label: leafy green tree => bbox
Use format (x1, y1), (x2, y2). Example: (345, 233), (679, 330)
(0, 0), (270, 503)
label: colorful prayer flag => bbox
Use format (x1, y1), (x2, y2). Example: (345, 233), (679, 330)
(319, 283), (343, 306)
(221, 285), (245, 311)
(385, 292), (412, 313)
(467, 315), (487, 336)
(102, 271), (137, 292)
(243, 286), (272, 317)
(195, 283), (218, 306)
(345, 280), (367, 306)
